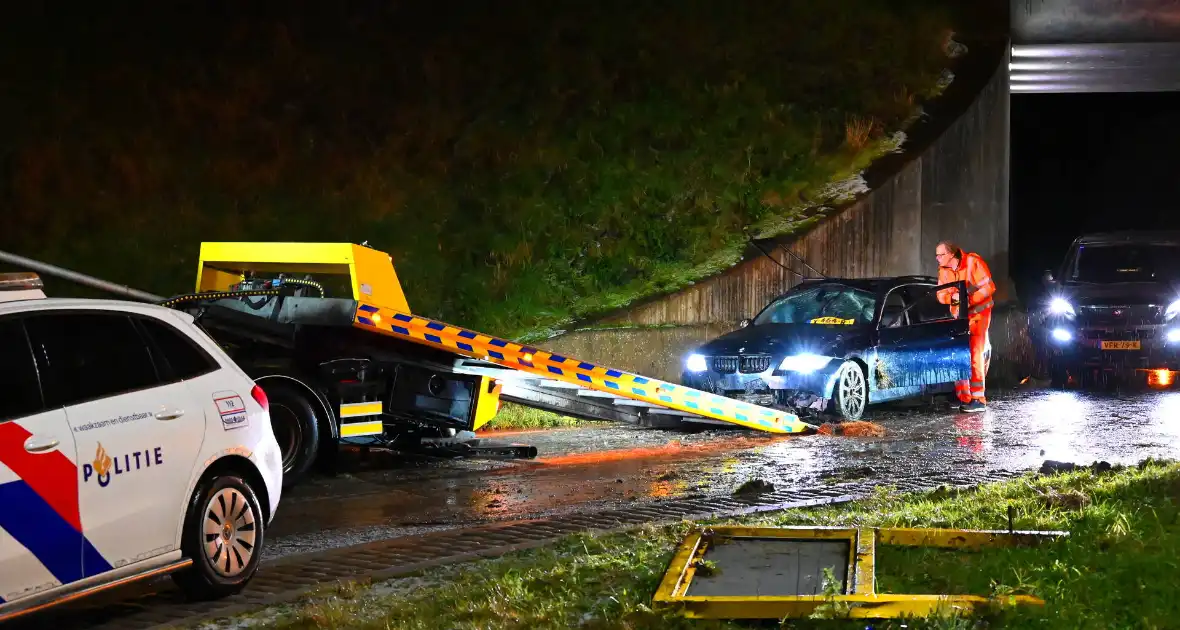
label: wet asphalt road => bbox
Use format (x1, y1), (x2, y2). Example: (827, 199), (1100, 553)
(262, 383), (1180, 560)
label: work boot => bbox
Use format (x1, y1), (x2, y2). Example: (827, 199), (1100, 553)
(959, 400), (986, 413)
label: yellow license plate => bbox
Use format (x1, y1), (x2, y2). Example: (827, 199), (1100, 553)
(1101, 340), (1141, 350)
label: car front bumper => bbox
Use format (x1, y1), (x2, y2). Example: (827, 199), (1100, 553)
(680, 363), (842, 411)
(1037, 321), (1180, 371)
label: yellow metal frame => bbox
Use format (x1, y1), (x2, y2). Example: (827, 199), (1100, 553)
(653, 525), (1068, 619)
(195, 242), (411, 313)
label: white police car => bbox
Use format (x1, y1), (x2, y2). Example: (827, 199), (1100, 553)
(0, 272), (283, 622)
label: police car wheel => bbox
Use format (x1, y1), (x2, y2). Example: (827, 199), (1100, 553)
(829, 360), (867, 421)
(172, 473), (266, 600)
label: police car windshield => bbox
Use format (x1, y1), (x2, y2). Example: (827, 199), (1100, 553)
(1070, 244), (1180, 284)
(753, 284), (877, 325)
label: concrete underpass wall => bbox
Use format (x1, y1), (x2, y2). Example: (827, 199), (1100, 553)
(540, 38), (1036, 388)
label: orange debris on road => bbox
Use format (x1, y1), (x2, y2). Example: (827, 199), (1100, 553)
(817, 421), (886, 437)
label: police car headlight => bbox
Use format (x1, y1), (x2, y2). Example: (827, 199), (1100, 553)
(1165, 299), (1180, 321)
(685, 354), (708, 372)
(1048, 297), (1075, 317)
(779, 353), (833, 373)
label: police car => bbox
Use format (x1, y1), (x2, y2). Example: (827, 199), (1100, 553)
(0, 272), (283, 621)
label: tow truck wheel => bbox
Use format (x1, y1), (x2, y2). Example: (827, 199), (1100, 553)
(829, 360), (867, 421)
(172, 473), (265, 600)
(263, 381), (321, 487)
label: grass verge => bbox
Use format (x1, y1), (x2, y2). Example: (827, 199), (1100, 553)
(218, 459), (1180, 629)
(482, 402), (585, 431)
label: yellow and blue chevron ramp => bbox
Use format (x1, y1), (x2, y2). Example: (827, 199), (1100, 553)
(352, 304), (816, 434)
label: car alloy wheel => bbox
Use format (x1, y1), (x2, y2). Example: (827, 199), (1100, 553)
(203, 486), (258, 578)
(172, 473), (265, 600)
(836, 361), (867, 420)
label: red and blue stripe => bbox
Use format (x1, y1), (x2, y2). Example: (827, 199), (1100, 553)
(0, 422), (112, 585)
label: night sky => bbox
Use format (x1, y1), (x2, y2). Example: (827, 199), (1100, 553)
(1009, 90), (1180, 304)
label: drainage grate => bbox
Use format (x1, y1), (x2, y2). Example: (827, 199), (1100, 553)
(7, 467), (1029, 630)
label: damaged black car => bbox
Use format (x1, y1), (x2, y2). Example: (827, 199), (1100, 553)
(1030, 231), (1180, 389)
(679, 275), (973, 421)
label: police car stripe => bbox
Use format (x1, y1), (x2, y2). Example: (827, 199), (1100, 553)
(0, 423), (83, 532)
(81, 534), (113, 579)
(0, 480), (111, 584)
(0, 422), (113, 585)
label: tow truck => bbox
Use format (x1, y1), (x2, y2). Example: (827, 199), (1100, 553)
(0, 242), (818, 487)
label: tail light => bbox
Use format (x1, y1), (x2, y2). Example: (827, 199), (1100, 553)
(251, 384), (269, 412)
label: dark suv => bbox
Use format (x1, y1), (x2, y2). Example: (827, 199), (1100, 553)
(1030, 231), (1180, 388)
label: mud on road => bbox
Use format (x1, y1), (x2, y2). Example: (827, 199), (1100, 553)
(268, 384), (1180, 559)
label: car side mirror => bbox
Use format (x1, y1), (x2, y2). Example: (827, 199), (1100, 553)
(1042, 270), (1056, 287)
(738, 318), (751, 328)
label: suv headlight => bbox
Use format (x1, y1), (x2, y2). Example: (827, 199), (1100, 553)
(779, 353), (833, 373)
(1048, 297), (1075, 317)
(1166, 299), (1180, 321)
(686, 354), (708, 372)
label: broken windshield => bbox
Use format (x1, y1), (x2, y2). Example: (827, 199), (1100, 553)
(1070, 244), (1180, 284)
(753, 284), (877, 325)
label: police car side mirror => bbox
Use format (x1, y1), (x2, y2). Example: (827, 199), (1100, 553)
(739, 318), (751, 328)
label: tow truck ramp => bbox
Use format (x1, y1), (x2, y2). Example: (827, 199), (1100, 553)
(351, 304), (818, 434)
(455, 361), (720, 429)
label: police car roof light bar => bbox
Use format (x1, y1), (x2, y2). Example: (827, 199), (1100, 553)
(0, 272), (44, 291)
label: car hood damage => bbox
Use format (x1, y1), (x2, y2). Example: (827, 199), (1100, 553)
(693, 323), (869, 359)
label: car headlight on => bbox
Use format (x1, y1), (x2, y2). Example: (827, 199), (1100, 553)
(779, 353), (833, 373)
(1051, 328), (1072, 343)
(1048, 297), (1075, 317)
(1166, 329), (1180, 344)
(1166, 299), (1180, 321)
(685, 354), (708, 372)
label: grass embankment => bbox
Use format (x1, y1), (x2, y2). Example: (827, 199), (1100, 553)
(482, 403), (583, 431)
(231, 460), (1180, 629)
(2, 1), (960, 341)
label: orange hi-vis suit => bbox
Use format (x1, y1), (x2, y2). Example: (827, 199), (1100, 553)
(936, 252), (996, 404)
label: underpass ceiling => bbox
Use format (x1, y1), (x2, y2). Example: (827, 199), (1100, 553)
(1010, 0), (1180, 93)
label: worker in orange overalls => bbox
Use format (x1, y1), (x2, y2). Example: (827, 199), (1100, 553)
(935, 240), (996, 413)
